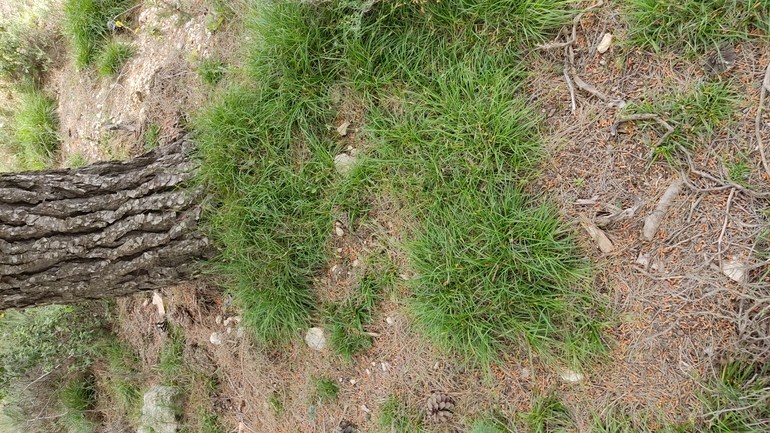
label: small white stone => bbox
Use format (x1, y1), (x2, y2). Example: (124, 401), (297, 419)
(349, 379), (356, 385)
(597, 33), (613, 54)
(361, 404), (371, 413)
(335, 226), (345, 237)
(305, 327), (326, 351)
(381, 362), (387, 372)
(352, 259), (360, 267)
(152, 292), (166, 317)
(209, 332), (224, 345)
(215, 315), (222, 325)
(366, 369), (371, 375)
(386, 317), (394, 325)
(559, 368), (584, 382)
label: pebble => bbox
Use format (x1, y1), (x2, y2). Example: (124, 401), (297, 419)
(209, 332), (224, 345)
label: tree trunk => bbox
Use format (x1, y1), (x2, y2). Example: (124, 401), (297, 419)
(0, 139), (215, 310)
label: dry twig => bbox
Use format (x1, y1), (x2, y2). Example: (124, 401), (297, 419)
(756, 60), (770, 180)
(642, 177), (683, 241)
(682, 152), (770, 199)
(611, 113), (675, 147)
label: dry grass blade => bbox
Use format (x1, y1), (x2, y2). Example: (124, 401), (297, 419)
(756, 60), (770, 181)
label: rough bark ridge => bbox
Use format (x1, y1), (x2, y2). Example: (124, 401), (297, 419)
(0, 139), (214, 309)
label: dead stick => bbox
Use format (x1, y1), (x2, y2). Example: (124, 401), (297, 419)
(716, 188), (736, 272)
(756, 60), (770, 180)
(564, 63), (576, 113)
(642, 177), (683, 241)
(683, 152), (770, 199)
(611, 113), (675, 147)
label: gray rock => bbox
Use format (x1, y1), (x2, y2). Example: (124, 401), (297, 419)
(138, 386), (183, 433)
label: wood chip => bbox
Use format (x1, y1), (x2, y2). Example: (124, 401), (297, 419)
(336, 120), (351, 136)
(579, 214), (614, 253)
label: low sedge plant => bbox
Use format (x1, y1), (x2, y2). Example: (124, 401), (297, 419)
(96, 39), (135, 76)
(12, 90), (61, 170)
(63, 0), (138, 67)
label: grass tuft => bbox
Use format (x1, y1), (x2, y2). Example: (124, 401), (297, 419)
(12, 90), (60, 170)
(524, 393), (574, 433)
(96, 39), (135, 76)
(624, 80), (739, 165)
(377, 396), (423, 432)
(312, 377), (339, 403)
(62, 0), (138, 67)
(700, 357), (770, 431)
(322, 275), (384, 358)
(623, 0), (770, 55)
(197, 57), (227, 85)
(56, 374), (98, 433)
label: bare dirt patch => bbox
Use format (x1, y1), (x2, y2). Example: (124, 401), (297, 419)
(49, 0), (239, 165)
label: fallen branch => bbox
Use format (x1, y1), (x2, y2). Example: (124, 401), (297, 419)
(570, 70), (626, 108)
(595, 194), (643, 226)
(756, 60), (770, 180)
(716, 188), (736, 273)
(642, 177), (683, 241)
(611, 113), (675, 147)
(579, 213), (614, 253)
(682, 152), (770, 199)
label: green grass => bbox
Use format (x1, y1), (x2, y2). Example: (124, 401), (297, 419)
(65, 152), (90, 168)
(194, 0), (605, 370)
(63, 0), (138, 67)
(156, 324), (187, 385)
(12, 90), (61, 170)
(624, 80), (739, 165)
(523, 393), (574, 433)
(700, 357), (770, 432)
(143, 122), (162, 150)
(377, 396), (423, 433)
(56, 374), (98, 433)
(622, 0), (770, 55)
(197, 57), (227, 85)
(96, 39), (135, 76)
(102, 339), (143, 417)
(312, 377), (339, 403)
(0, 5), (55, 86)
(322, 275), (385, 358)
(469, 417), (510, 433)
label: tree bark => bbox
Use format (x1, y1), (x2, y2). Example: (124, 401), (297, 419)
(0, 138), (215, 310)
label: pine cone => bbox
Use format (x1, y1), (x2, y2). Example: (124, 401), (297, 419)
(334, 420), (356, 433)
(425, 392), (454, 423)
